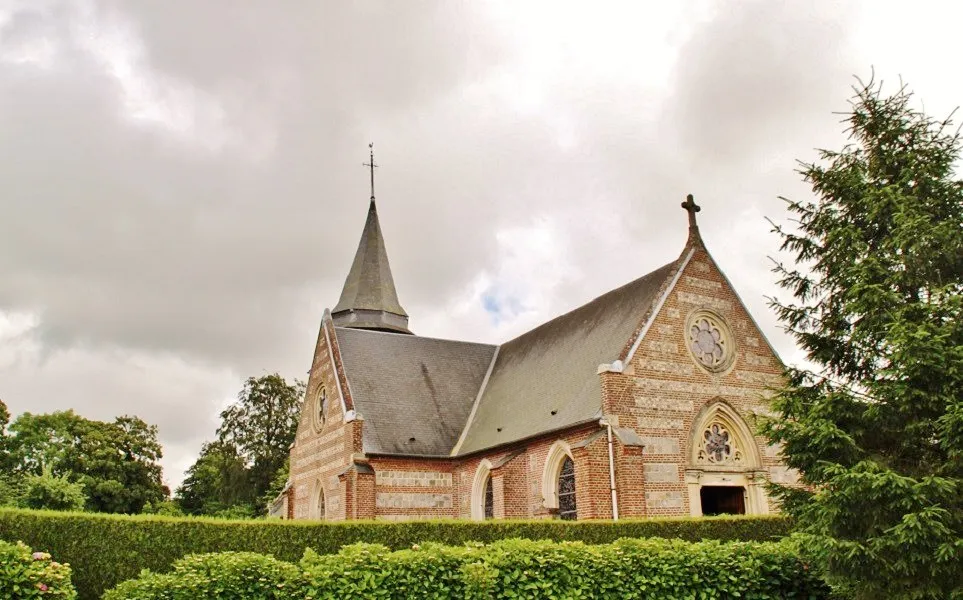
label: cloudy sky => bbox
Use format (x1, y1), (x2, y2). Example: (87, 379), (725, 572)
(1, 0), (961, 489)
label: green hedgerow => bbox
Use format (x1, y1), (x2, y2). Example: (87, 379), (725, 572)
(105, 537), (830, 599)
(0, 508), (793, 600)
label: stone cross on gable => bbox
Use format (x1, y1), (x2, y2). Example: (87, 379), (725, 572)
(681, 194), (701, 230)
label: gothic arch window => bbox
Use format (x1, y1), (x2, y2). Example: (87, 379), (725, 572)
(557, 457), (577, 520)
(483, 475), (494, 520)
(471, 460), (494, 521)
(542, 440), (577, 520)
(689, 402), (760, 469)
(312, 480), (326, 520)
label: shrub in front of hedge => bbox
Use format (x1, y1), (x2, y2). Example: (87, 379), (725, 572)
(0, 508), (792, 600)
(105, 538), (829, 599)
(0, 539), (77, 599)
(104, 552), (302, 600)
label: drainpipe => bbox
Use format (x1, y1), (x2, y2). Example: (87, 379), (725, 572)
(599, 418), (619, 521)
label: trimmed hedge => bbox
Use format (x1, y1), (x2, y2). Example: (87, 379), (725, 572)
(105, 538), (830, 599)
(0, 508), (792, 600)
(0, 539), (77, 599)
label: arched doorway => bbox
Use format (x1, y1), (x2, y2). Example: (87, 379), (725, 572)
(685, 402), (768, 516)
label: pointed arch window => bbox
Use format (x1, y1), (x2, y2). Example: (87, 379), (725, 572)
(689, 402), (760, 469)
(471, 460), (494, 521)
(483, 476), (494, 520)
(312, 481), (326, 520)
(557, 457), (577, 520)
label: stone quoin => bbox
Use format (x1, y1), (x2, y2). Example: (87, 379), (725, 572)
(277, 163), (798, 521)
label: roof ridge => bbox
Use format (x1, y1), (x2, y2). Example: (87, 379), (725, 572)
(496, 261), (678, 349)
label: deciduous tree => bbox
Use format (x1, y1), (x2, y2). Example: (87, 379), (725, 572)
(215, 374), (304, 506)
(6, 410), (167, 514)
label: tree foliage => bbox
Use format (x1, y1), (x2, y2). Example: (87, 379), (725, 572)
(176, 440), (251, 516)
(4, 410), (167, 514)
(216, 374), (304, 503)
(21, 468), (86, 512)
(764, 78), (963, 599)
(176, 373), (304, 517)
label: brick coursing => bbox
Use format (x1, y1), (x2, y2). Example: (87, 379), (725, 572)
(289, 242), (798, 521)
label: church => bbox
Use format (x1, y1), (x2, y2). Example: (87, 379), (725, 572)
(276, 177), (797, 522)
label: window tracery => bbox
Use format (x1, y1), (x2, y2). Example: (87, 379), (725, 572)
(557, 457), (577, 520)
(686, 310), (734, 372)
(697, 421), (744, 465)
(483, 476), (494, 520)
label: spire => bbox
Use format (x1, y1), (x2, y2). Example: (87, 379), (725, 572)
(681, 193), (703, 245)
(331, 146), (412, 335)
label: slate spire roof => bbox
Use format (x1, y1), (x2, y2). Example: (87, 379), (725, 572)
(332, 198), (412, 334)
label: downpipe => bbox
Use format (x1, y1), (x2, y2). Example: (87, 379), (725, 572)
(599, 418), (619, 521)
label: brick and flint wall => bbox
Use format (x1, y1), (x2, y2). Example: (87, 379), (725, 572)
(290, 314), (358, 521)
(290, 246), (796, 521)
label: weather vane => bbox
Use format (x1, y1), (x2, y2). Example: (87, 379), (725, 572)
(363, 142), (378, 201)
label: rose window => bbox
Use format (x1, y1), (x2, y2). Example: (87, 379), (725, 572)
(697, 422), (743, 465)
(686, 311), (734, 372)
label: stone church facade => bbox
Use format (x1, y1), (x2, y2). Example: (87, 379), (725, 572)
(281, 191), (795, 522)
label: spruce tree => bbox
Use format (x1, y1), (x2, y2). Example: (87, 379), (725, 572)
(765, 79), (963, 599)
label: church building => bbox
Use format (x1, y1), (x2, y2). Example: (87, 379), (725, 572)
(278, 177), (796, 522)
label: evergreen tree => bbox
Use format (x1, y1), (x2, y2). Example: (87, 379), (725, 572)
(764, 79), (963, 599)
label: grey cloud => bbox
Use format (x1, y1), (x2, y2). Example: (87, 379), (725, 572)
(0, 0), (885, 484)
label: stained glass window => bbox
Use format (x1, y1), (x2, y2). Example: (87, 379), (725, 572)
(484, 476), (494, 520)
(696, 421), (744, 465)
(316, 488), (326, 520)
(557, 457), (577, 520)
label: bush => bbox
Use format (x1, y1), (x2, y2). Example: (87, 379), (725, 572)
(104, 552), (303, 600)
(21, 471), (86, 512)
(107, 538), (829, 599)
(0, 539), (77, 599)
(0, 508), (793, 599)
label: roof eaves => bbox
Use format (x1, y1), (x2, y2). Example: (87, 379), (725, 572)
(453, 417), (601, 458)
(322, 309), (351, 415)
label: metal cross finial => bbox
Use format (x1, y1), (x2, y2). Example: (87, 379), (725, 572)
(363, 142), (378, 201)
(681, 193), (701, 229)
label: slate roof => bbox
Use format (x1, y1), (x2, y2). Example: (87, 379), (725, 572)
(332, 200), (411, 334)
(331, 260), (679, 457)
(335, 327), (497, 455)
(453, 261), (677, 454)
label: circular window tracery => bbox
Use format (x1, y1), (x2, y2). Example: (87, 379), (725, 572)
(686, 310), (735, 372)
